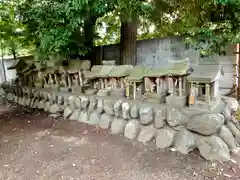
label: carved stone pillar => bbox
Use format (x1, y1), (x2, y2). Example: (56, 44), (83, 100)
(156, 77), (161, 94)
(179, 77), (182, 96)
(205, 83), (210, 103)
(168, 77), (174, 96)
(133, 82), (137, 99)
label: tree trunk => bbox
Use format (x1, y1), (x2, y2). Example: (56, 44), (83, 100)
(120, 21), (138, 65)
(11, 48), (17, 60)
(0, 42), (6, 82)
(83, 16), (98, 64)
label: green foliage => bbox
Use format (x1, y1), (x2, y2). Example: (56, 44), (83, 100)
(0, 0), (31, 59)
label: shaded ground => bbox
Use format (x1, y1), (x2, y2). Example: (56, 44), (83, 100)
(0, 105), (239, 180)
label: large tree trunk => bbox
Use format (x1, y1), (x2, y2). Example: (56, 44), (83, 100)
(120, 21), (138, 65)
(0, 41), (6, 82)
(83, 16), (98, 65)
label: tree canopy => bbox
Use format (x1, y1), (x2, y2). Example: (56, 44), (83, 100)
(0, 0), (239, 62)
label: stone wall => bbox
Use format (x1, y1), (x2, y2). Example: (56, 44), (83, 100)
(4, 86), (240, 162)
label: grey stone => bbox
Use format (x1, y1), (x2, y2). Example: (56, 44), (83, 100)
(113, 100), (122, 118)
(218, 125), (239, 154)
(167, 108), (188, 127)
(154, 107), (167, 129)
(44, 102), (50, 112)
(38, 100), (45, 109)
(222, 96), (239, 112)
(173, 129), (196, 155)
(137, 124), (156, 143)
(88, 111), (100, 125)
(196, 135), (230, 161)
(49, 104), (63, 114)
(156, 126), (176, 148)
(68, 96), (76, 110)
(79, 110), (89, 123)
(104, 99), (115, 116)
(32, 100), (39, 109)
(220, 104), (232, 121)
(57, 95), (64, 105)
(74, 97), (81, 109)
(226, 121), (240, 145)
(139, 107), (154, 125)
(122, 102), (131, 120)
(97, 99), (104, 114)
(124, 119), (141, 140)
(187, 113), (224, 136)
(111, 118), (127, 135)
(69, 110), (81, 121)
(81, 96), (89, 109)
(88, 98), (98, 113)
(130, 105), (139, 119)
(64, 107), (73, 120)
(99, 113), (113, 129)
(97, 89), (110, 96)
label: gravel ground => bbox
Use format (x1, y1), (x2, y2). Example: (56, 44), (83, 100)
(0, 105), (239, 180)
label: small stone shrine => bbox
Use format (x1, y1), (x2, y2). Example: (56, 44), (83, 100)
(4, 56), (240, 162)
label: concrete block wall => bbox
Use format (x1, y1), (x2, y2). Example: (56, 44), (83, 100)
(98, 36), (235, 94)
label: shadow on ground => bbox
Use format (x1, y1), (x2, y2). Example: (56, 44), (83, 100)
(0, 105), (239, 180)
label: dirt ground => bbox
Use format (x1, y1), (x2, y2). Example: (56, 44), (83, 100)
(0, 105), (239, 180)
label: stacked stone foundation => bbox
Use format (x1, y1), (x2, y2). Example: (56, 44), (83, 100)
(4, 86), (240, 162)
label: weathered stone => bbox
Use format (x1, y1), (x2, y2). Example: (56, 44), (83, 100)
(154, 107), (167, 129)
(25, 98), (31, 107)
(130, 105), (139, 119)
(81, 96), (89, 109)
(88, 111), (100, 125)
(88, 98), (98, 113)
(38, 100), (45, 109)
(196, 135), (230, 161)
(223, 96), (239, 112)
(32, 99), (39, 109)
(187, 113), (224, 136)
(113, 100), (122, 118)
(44, 102), (50, 112)
(124, 119), (141, 140)
(156, 126), (176, 148)
(69, 110), (81, 121)
(64, 107), (73, 120)
(99, 113), (113, 129)
(226, 121), (240, 145)
(97, 89), (110, 96)
(111, 118), (127, 135)
(138, 124), (156, 143)
(218, 125), (239, 154)
(57, 95), (64, 105)
(79, 110), (89, 123)
(167, 108), (188, 127)
(173, 129), (196, 155)
(97, 99), (104, 114)
(104, 99), (115, 116)
(122, 102), (131, 120)
(68, 96), (76, 110)
(74, 97), (81, 109)
(49, 104), (63, 114)
(139, 107), (154, 125)
(220, 104), (232, 121)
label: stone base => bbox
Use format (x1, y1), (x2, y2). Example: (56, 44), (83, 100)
(60, 87), (71, 93)
(143, 92), (166, 104)
(166, 95), (187, 108)
(189, 100), (222, 113)
(72, 86), (83, 94)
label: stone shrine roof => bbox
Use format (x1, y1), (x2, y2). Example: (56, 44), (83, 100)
(145, 58), (191, 77)
(125, 66), (150, 82)
(98, 65), (116, 78)
(108, 65), (133, 78)
(187, 63), (224, 83)
(84, 65), (103, 79)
